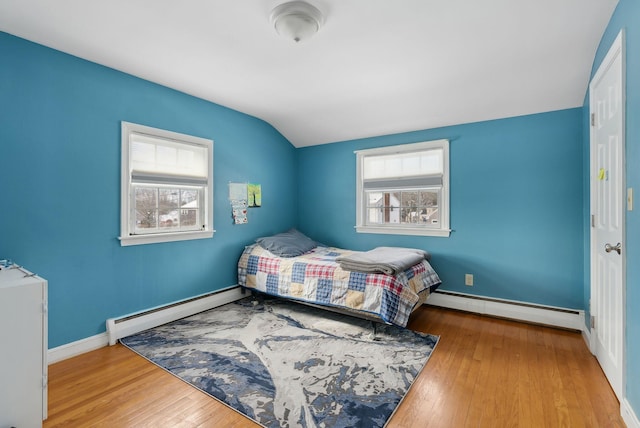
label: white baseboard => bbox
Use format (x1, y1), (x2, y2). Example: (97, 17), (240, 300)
(623, 399), (640, 428)
(106, 285), (245, 345)
(426, 290), (585, 331)
(48, 332), (109, 364)
(47, 286), (245, 364)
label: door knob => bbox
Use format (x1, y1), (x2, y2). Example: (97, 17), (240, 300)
(605, 242), (622, 255)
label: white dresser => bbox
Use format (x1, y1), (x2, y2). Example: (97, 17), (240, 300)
(0, 264), (48, 428)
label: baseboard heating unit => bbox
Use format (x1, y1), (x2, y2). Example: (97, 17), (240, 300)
(106, 286), (244, 345)
(427, 290), (585, 331)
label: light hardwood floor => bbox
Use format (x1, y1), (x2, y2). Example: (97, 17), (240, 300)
(44, 306), (625, 427)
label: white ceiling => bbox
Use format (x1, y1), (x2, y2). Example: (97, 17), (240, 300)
(0, 0), (618, 147)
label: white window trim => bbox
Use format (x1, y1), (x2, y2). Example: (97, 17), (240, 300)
(119, 121), (214, 246)
(355, 139), (451, 237)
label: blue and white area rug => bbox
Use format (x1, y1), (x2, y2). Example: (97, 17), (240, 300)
(120, 297), (439, 428)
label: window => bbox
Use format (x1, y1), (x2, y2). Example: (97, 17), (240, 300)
(120, 122), (214, 246)
(355, 139), (450, 237)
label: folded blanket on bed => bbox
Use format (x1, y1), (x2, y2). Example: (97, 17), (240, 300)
(336, 246), (430, 275)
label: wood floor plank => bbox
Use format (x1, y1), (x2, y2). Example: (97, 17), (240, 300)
(44, 306), (624, 428)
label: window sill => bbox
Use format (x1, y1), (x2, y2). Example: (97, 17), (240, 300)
(119, 230), (215, 246)
(355, 225), (451, 237)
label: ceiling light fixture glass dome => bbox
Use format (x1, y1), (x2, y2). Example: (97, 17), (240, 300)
(270, 1), (324, 43)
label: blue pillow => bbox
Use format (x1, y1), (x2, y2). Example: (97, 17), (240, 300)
(256, 229), (317, 257)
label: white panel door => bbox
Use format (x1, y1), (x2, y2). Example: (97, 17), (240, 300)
(589, 30), (625, 401)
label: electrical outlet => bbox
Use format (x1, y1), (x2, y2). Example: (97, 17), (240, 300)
(465, 274), (474, 286)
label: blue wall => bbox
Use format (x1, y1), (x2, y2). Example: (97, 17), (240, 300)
(585, 0), (640, 417)
(297, 109), (584, 309)
(0, 32), (298, 348)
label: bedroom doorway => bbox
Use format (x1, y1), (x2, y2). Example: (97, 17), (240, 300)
(589, 30), (625, 401)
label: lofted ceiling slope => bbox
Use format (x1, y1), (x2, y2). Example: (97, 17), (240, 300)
(0, 0), (618, 147)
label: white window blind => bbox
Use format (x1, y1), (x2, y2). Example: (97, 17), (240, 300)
(130, 132), (208, 185)
(362, 149), (442, 179)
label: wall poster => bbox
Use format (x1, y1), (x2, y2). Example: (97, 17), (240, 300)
(229, 182), (248, 224)
(248, 183), (262, 207)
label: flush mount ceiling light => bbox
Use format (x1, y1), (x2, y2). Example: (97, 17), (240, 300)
(270, 1), (324, 43)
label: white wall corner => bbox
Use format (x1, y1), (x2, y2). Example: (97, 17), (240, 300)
(623, 399), (640, 428)
(581, 326), (593, 354)
(48, 333), (109, 364)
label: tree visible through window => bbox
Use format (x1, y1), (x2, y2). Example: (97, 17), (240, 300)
(134, 187), (199, 231)
(367, 190), (440, 225)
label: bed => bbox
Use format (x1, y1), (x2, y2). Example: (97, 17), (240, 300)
(237, 230), (441, 327)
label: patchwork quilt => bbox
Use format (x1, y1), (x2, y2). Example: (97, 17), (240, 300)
(238, 244), (441, 327)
